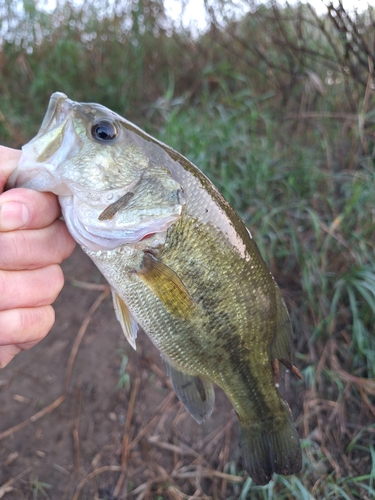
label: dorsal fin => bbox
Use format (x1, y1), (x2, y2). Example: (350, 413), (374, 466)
(271, 286), (292, 365)
(271, 285), (302, 380)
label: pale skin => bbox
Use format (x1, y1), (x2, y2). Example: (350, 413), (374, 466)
(0, 146), (76, 368)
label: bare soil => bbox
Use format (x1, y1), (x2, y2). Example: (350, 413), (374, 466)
(0, 247), (300, 499)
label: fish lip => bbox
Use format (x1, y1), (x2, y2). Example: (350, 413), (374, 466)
(60, 195), (180, 251)
(82, 202), (183, 236)
(39, 92), (71, 134)
(7, 111), (79, 193)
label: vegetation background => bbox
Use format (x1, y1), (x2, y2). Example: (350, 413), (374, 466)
(0, 0), (375, 498)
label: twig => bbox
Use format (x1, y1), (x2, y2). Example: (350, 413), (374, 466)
(147, 437), (201, 459)
(129, 391), (176, 451)
(72, 466), (123, 500)
(0, 467), (34, 497)
(171, 468), (244, 483)
(70, 279), (109, 291)
(221, 416), (232, 495)
(64, 288), (110, 391)
(320, 444), (342, 478)
(0, 479), (14, 499)
(127, 464), (245, 499)
(113, 376), (141, 497)
(202, 418), (235, 456)
(0, 394), (66, 441)
(73, 387), (82, 475)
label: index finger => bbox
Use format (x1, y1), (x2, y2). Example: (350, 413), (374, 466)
(0, 146), (21, 192)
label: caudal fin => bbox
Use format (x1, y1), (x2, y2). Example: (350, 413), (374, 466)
(239, 412), (302, 485)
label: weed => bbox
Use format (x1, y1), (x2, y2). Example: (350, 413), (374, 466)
(31, 477), (52, 499)
(115, 350), (130, 392)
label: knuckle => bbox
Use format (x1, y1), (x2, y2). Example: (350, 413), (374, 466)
(0, 309), (22, 344)
(27, 191), (60, 228)
(0, 231), (27, 269)
(21, 306), (55, 339)
(52, 220), (76, 262)
(0, 270), (6, 298)
(45, 264), (65, 302)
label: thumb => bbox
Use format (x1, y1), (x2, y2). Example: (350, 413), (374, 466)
(0, 146), (22, 193)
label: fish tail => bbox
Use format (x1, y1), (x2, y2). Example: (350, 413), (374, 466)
(239, 408), (302, 485)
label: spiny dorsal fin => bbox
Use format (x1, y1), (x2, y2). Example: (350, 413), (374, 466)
(112, 290), (138, 350)
(137, 252), (195, 320)
(164, 358), (215, 424)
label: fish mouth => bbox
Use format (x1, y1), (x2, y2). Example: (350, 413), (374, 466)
(63, 183), (184, 251)
(60, 194), (181, 251)
(38, 92), (71, 135)
(7, 93), (81, 194)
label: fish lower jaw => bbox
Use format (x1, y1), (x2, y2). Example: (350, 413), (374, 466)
(64, 215), (157, 252)
(60, 197), (172, 252)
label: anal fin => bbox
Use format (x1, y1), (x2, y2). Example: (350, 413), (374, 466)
(112, 290), (138, 350)
(164, 359), (215, 424)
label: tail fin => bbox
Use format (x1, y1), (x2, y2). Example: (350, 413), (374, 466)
(239, 410), (302, 485)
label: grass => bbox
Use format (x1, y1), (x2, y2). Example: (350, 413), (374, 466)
(1, 0), (375, 497)
(149, 86), (375, 498)
(115, 349), (131, 392)
(31, 477), (52, 499)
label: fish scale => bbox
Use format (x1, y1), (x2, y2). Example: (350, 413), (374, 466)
(7, 92), (302, 485)
(89, 214), (286, 429)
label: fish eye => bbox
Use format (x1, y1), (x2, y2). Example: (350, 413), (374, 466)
(91, 120), (118, 142)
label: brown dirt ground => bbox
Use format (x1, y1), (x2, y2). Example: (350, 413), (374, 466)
(0, 246), (301, 499)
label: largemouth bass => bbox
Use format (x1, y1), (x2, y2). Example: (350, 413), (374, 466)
(8, 92), (302, 485)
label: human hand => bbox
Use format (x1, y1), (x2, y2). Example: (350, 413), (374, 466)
(0, 146), (76, 368)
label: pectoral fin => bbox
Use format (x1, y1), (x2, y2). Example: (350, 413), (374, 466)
(164, 359), (215, 424)
(112, 290), (138, 350)
(137, 252), (195, 320)
(271, 286), (302, 380)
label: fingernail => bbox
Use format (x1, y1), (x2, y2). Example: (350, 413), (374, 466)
(0, 201), (30, 230)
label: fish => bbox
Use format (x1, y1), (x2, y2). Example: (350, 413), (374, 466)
(7, 92), (302, 485)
